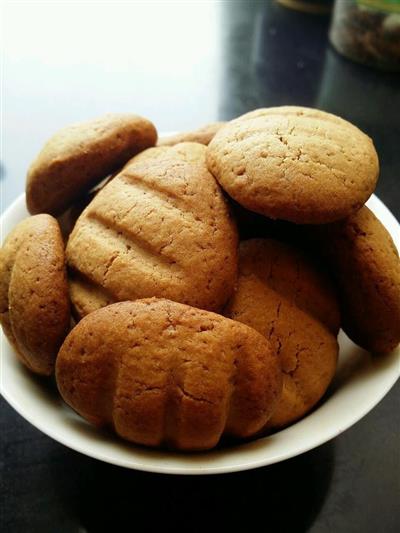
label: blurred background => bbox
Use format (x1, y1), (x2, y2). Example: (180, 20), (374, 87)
(2, 0), (400, 212)
(1, 1), (399, 532)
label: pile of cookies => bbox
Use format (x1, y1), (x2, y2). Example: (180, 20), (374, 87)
(1, 107), (399, 451)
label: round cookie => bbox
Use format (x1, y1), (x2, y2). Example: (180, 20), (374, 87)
(26, 113), (157, 216)
(207, 106), (379, 224)
(56, 298), (282, 451)
(157, 122), (225, 147)
(224, 238), (339, 429)
(0, 215), (70, 375)
(66, 142), (238, 318)
(309, 206), (400, 353)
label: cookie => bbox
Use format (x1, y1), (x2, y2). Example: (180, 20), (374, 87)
(56, 299), (282, 451)
(157, 122), (225, 147)
(309, 206), (400, 353)
(207, 106), (379, 223)
(26, 113), (157, 216)
(66, 142), (238, 318)
(0, 217), (34, 343)
(0, 215), (70, 375)
(224, 239), (339, 429)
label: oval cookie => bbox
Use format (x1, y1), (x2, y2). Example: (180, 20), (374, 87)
(207, 106), (379, 223)
(0, 215), (70, 375)
(224, 239), (339, 429)
(56, 299), (282, 451)
(26, 113), (157, 216)
(310, 206), (400, 353)
(66, 142), (238, 318)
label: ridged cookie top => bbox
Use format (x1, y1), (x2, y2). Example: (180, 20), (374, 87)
(66, 143), (238, 317)
(26, 113), (157, 216)
(0, 214), (70, 375)
(207, 106), (379, 223)
(56, 299), (282, 451)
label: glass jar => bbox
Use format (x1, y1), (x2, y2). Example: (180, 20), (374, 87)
(329, 0), (400, 71)
(277, 0), (333, 14)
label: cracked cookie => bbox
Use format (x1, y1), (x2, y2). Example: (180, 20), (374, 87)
(56, 298), (282, 451)
(207, 106), (379, 224)
(308, 206), (400, 353)
(0, 215), (70, 375)
(158, 122), (225, 147)
(224, 238), (339, 429)
(66, 142), (238, 318)
(26, 113), (157, 216)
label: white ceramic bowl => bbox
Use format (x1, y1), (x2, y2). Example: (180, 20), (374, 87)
(1, 193), (399, 475)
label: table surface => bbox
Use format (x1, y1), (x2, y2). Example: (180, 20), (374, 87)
(1, 2), (399, 532)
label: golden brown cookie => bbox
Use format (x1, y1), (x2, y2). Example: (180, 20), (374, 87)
(224, 238), (339, 429)
(157, 122), (225, 147)
(66, 142), (238, 318)
(56, 298), (282, 451)
(0, 215), (70, 375)
(26, 113), (157, 216)
(309, 206), (400, 353)
(207, 106), (379, 223)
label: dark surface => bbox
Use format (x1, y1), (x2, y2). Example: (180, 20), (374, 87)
(1, 2), (399, 532)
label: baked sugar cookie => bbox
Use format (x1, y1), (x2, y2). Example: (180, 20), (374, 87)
(56, 299), (282, 451)
(310, 206), (400, 353)
(0, 215), (70, 375)
(66, 142), (238, 318)
(27, 113), (157, 216)
(207, 106), (379, 223)
(224, 238), (339, 429)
